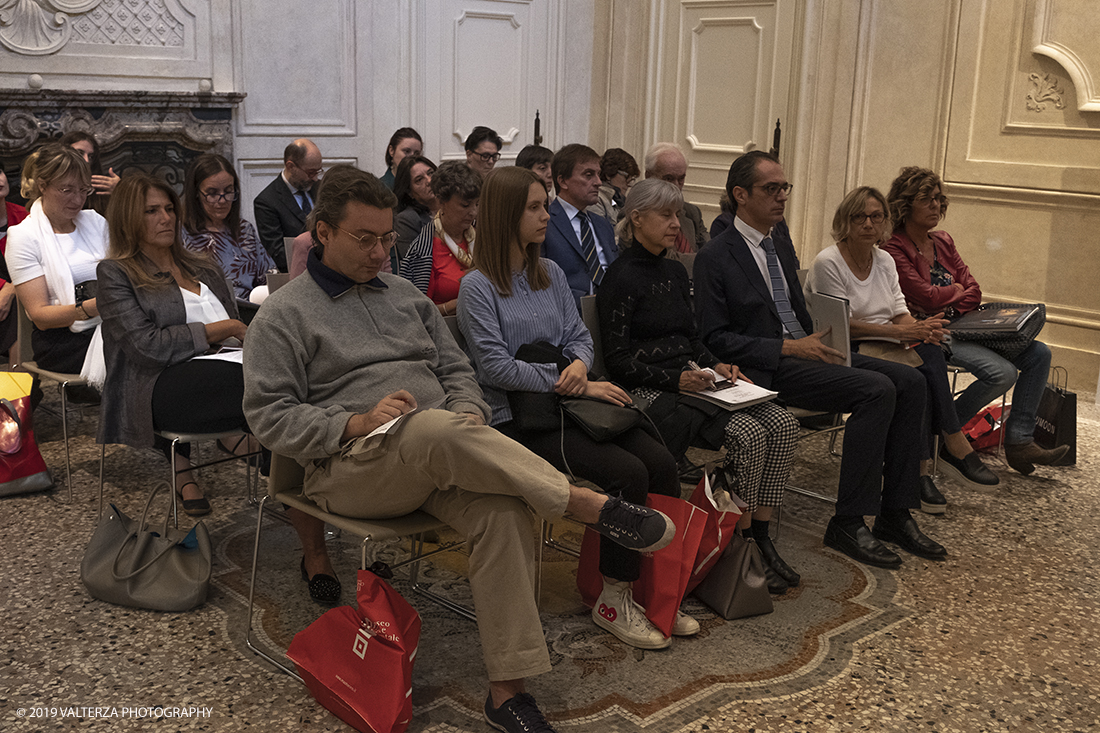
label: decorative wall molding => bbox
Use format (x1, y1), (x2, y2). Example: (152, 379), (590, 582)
(0, 0), (103, 55)
(684, 16), (761, 154)
(1025, 71), (1066, 111)
(71, 0), (184, 47)
(1031, 0), (1100, 112)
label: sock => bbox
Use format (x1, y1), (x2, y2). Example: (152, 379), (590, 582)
(880, 507), (912, 523)
(751, 519), (771, 541)
(832, 514), (865, 533)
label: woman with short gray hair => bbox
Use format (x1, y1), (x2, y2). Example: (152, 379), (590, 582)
(599, 178), (803, 595)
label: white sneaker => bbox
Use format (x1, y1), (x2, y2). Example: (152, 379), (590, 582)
(672, 609), (700, 636)
(592, 580), (671, 650)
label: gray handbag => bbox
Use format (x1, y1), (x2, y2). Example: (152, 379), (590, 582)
(691, 533), (774, 619)
(80, 482), (212, 612)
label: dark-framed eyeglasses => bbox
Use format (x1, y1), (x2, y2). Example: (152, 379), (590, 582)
(474, 151), (501, 163)
(850, 212), (886, 225)
(201, 189), (238, 204)
(333, 225), (398, 251)
(754, 182), (793, 198)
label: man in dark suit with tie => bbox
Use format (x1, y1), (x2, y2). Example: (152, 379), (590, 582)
(695, 150), (947, 568)
(253, 138), (323, 271)
(542, 144), (618, 306)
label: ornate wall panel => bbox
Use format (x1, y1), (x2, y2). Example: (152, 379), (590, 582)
(234, 0), (357, 136)
(1031, 0), (1100, 112)
(421, 0), (558, 163)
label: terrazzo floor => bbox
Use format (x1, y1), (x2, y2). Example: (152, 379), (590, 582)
(2, 384), (1098, 732)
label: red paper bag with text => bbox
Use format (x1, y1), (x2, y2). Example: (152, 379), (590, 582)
(685, 467), (746, 594)
(577, 494), (706, 637)
(287, 569), (422, 733)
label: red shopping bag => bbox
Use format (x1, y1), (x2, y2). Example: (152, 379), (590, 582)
(962, 403), (1008, 454)
(577, 494), (706, 637)
(287, 569), (422, 733)
(685, 467), (746, 595)
(0, 371), (52, 496)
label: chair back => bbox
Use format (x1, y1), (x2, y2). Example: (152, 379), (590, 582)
(267, 272), (291, 292)
(678, 252), (697, 281)
(579, 295), (606, 379)
(269, 453), (306, 498)
(443, 314), (466, 350)
(283, 237), (297, 270)
(15, 299), (33, 370)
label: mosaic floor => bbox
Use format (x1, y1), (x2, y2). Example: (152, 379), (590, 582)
(2, 386), (1098, 732)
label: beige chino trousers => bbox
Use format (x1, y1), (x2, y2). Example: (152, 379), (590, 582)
(304, 409), (571, 681)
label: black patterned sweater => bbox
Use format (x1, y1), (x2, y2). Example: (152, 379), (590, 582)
(597, 242), (719, 392)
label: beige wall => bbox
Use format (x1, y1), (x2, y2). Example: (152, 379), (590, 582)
(594, 0), (1100, 393)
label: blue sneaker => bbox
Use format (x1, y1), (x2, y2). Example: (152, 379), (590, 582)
(589, 496), (675, 552)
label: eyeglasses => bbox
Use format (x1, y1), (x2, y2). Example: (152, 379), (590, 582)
(917, 194), (947, 206)
(753, 182), (793, 198)
(473, 151), (501, 164)
(292, 161), (325, 177)
(333, 225), (397, 251)
(53, 185), (93, 199)
(201, 189), (238, 204)
(850, 212), (886, 224)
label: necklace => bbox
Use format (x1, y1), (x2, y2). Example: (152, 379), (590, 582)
(843, 241), (874, 272)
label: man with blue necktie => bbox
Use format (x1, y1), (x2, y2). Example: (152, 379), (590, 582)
(542, 144), (618, 307)
(254, 138), (323, 271)
(695, 150), (947, 570)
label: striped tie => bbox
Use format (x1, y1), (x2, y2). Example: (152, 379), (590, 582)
(577, 211), (604, 286)
(762, 236), (807, 338)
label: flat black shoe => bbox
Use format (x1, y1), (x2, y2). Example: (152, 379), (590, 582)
(175, 481), (211, 517)
(872, 515), (947, 560)
(677, 457), (704, 485)
(756, 535), (800, 586)
(300, 557), (341, 606)
(919, 475), (947, 515)
(824, 518), (901, 569)
(938, 446), (999, 489)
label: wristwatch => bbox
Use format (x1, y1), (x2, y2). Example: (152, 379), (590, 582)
(75, 299), (88, 319)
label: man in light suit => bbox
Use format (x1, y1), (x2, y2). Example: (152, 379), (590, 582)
(644, 142), (709, 250)
(542, 144), (618, 307)
(253, 138), (323, 271)
(695, 150), (947, 571)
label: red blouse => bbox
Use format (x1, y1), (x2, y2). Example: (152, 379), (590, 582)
(1, 201), (30, 287)
(426, 236), (471, 304)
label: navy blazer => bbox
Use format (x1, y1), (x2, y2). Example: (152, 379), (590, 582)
(253, 174), (319, 271)
(542, 197), (618, 306)
(694, 219), (811, 387)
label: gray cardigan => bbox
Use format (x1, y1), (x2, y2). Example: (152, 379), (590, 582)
(95, 257), (238, 448)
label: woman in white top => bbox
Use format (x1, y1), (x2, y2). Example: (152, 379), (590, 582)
(96, 173), (256, 516)
(5, 144), (107, 377)
(806, 186), (997, 517)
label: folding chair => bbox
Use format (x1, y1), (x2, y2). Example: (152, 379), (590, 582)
(245, 453), (475, 679)
(13, 301), (87, 502)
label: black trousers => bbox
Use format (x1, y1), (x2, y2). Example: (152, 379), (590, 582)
(911, 342), (962, 461)
(771, 353), (925, 517)
(151, 360), (249, 460)
(32, 325), (93, 374)
(498, 420), (679, 583)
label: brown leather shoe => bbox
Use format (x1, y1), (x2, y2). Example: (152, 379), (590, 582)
(1005, 441), (1070, 475)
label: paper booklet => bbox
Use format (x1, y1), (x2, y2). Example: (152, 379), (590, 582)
(684, 375), (779, 411)
(950, 304), (1040, 333)
(806, 291), (852, 367)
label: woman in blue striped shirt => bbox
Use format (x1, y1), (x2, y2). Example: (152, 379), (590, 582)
(457, 166), (695, 651)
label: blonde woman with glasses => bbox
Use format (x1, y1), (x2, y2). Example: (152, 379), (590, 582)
(6, 143), (107, 387)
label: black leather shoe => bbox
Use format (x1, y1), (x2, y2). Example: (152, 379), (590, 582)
(763, 563), (789, 594)
(677, 457), (705, 485)
(824, 518), (902, 569)
(938, 446), (999, 490)
(872, 515), (947, 560)
(756, 535), (801, 586)
(919, 476), (947, 515)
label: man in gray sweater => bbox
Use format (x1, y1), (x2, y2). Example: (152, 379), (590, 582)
(242, 165), (674, 733)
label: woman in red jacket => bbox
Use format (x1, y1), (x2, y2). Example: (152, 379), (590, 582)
(882, 167), (1068, 475)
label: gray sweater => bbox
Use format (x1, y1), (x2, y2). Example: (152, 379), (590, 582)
(242, 269), (489, 463)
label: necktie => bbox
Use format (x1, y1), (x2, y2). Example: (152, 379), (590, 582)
(296, 190), (311, 214)
(761, 236), (807, 339)
(577, 211), (604, 286)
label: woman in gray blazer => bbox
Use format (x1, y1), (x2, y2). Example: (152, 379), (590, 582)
(96, 173), (254, 516)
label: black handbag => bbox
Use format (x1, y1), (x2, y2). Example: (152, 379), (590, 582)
(1035, 366), (1076, 465)
(506, 341), (642, 441)
(950, 302), (1045, 361)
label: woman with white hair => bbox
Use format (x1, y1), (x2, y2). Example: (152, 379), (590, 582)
(598, 178), (802, 594)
